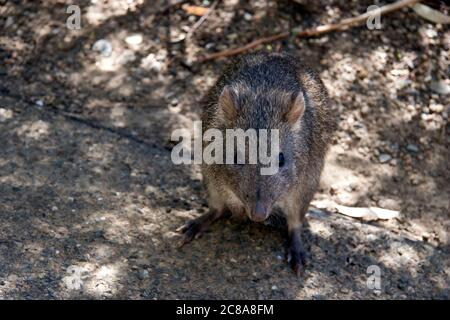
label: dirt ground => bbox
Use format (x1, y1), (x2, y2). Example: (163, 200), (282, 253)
(0, 0), (449, 299)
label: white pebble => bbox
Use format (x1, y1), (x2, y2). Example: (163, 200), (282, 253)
(125, 34), (143, 46)
(92, 39), (113, 57)
(379, 154), (392, 163)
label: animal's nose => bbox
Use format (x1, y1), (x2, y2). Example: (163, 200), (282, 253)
(250, 201), (268, 222)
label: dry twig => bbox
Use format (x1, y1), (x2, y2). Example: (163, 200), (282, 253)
(198, 0), (421, 62)
(186, 0), (220, 40)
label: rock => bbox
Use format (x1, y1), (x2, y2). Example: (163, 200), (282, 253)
(170, 98), (179, 106)
(244, 13), (253, 21)
(406, 144), (419, 153)
(141, 53), (164, 72)
(429, 103), (444, 113)
(423, 28), (437, 39)
(92, 39), (113, 57)
(0, 108), (13, 122)
(5, 16), (14, 29)
(430, 81), (450, 95)
(125, 34), (143, 46)
(138, 269), (149, 280)
(361, 105), (370, 115)
(379, 154), (392, 163)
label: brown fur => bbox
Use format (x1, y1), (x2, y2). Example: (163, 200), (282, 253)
(178, 51), (336, 276)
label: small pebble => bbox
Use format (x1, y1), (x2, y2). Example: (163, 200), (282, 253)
(429, 103), (444, 113)
(430, 80), (450, 95)
(138, 269), (149, 280)
(378, 154), (392, 163)
(0, 108), (13, 122)
(406, 144), (419, 153)
(5, 16), (14, 28)
(170, 98), (179, 106)
(361, 105), (370, 115)
(125, 34), (143, 46)
(92, 39), (113, 57)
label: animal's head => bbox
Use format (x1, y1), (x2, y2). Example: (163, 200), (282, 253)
(213, 84), (308, 222)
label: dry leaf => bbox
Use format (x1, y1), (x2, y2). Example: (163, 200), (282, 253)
(311, 199), (335, 210)
(182, 5), (209, 16)
(335, 205), (399, 220)
(413, 3), (450, 24)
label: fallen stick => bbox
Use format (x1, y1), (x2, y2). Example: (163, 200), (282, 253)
(198, 0), (421, 62)
(185, 0), (220, 40)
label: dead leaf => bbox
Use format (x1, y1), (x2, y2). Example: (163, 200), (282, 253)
(413, 3), (450, 24)
(335, 205), (399, 220)
(182, 5), (209, 16)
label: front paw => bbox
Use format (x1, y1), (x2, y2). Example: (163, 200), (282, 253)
(286, 238), (309, 277)
(176, 220), (204, 247)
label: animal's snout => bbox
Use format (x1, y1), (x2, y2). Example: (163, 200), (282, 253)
(249, 201), (270, 222)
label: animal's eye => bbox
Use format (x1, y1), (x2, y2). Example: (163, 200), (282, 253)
(279, 152), (285, 167)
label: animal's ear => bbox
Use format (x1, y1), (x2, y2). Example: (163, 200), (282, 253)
(283, 91), (305, 124)
(218, 85), (238, 122)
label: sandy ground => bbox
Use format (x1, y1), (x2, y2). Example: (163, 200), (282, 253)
(0, 0), (448, 299)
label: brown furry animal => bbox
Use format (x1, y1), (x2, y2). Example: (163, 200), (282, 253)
(178, 52), (336, 275)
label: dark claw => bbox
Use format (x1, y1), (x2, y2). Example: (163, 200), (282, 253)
(176, 209), (228, 247)
(177, 220), (204, 247)
(287, 246), (308, 277)
(286, 229), (309, 277)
